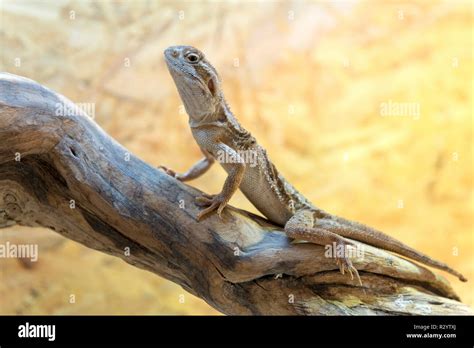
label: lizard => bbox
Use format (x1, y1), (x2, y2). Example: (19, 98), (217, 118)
(160, 45), (467, 284)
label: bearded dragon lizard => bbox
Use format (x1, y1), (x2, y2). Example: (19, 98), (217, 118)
(160, 45), (467, 284)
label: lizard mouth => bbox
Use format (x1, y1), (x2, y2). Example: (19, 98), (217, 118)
(165, 55), (195, 80)
(164, 49), (178, 65)
(164, 56), (209, 93)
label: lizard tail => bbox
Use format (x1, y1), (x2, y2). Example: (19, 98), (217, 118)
(326, 215), (467, 282)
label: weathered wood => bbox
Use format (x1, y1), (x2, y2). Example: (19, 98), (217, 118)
(0, 72), (471, 315)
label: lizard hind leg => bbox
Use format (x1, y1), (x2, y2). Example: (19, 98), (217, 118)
(284, 209), (362, 286)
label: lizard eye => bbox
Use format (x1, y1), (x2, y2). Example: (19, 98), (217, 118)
(185, 53), (200, 64)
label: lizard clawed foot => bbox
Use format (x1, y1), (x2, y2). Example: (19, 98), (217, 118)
(195, 193), (214, 205)
(334, 243), (363, 286)
(158, 165), (180, 179)
(195, 194), (227, 221)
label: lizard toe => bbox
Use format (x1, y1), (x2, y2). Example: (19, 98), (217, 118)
(196, 194), (226, 221)
(216, 202), (227, 219)
(157, 165), (177, 178)
(195, 195), (214, 207)
(335, 253), (362, 286)
(196, 206), (215, 221)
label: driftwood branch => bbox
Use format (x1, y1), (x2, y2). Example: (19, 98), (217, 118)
(0, 73), (471, 315)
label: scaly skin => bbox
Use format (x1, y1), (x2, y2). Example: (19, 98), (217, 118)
(161, 45), (467, 284)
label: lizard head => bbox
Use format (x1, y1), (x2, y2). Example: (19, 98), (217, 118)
(164, 45), (222, 121)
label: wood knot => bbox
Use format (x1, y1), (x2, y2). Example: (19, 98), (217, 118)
(4, 193), (17, 204)
(5, 202), (23, 218)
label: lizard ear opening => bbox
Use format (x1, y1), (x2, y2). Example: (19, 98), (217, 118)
(207, 78), (216, 97)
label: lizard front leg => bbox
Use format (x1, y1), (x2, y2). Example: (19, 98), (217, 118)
(195, 143), (245, 221)
(159, 149), (214, 182)
(285, 209), (362, 285)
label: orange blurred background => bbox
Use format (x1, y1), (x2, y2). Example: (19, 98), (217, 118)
(0, 0), (472, 314)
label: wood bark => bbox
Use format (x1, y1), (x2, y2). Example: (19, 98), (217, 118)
(0, 72), (471, 315)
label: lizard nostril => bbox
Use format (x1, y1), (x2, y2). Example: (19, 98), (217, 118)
(171, 49), (179, 58)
